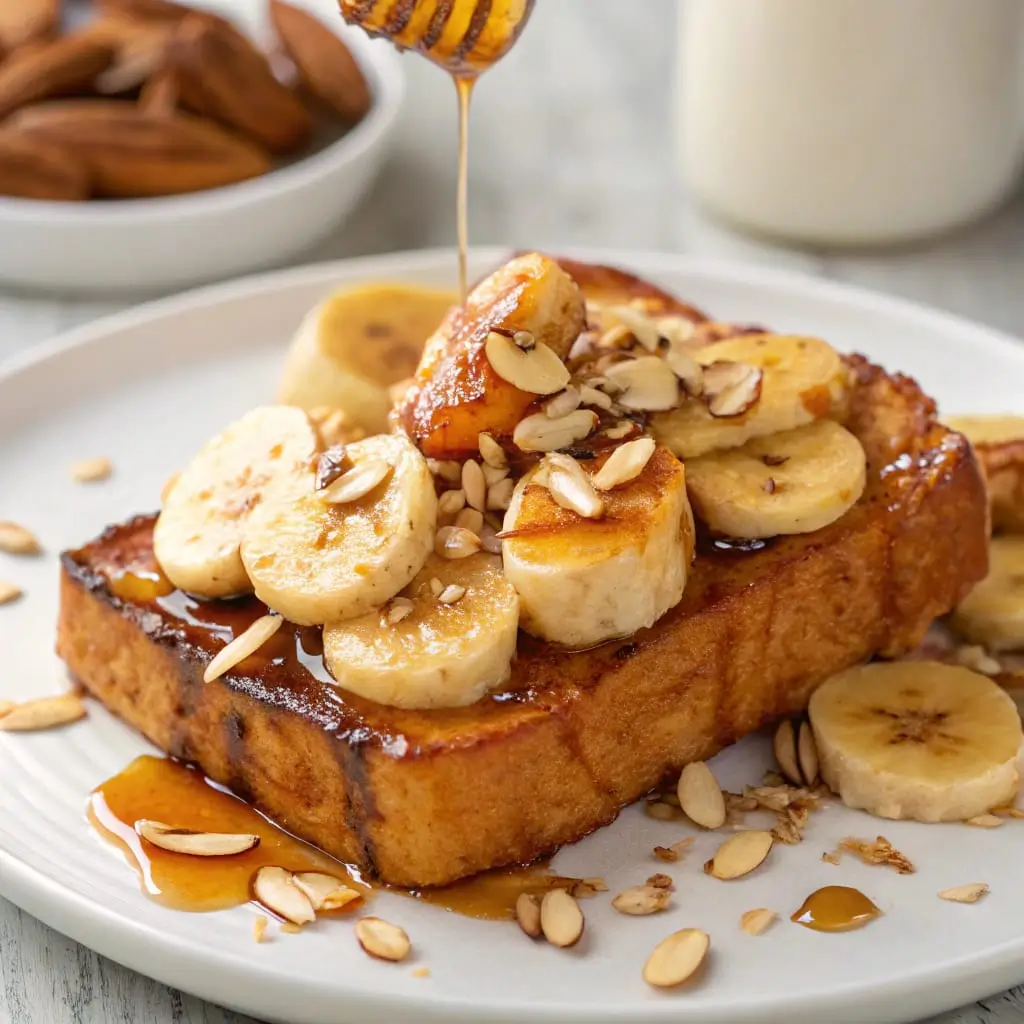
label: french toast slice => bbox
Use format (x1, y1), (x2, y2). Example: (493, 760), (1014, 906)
(57, 354), (988, 886)
(945, 417), (1024, 535)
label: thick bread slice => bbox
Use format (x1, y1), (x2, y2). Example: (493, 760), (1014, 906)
(56, 356), (988, 887)
(973, 439), (1024, 534)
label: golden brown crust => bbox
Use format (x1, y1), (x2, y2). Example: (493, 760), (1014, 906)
(973, 438), (1024, 534)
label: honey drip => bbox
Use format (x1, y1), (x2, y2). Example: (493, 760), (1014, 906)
(90, 756), (578, 921)
(455, 74), (475, 299)
(791, 886), (882, 933)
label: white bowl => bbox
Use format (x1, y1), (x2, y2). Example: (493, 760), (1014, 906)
(0, 0), (404, 296)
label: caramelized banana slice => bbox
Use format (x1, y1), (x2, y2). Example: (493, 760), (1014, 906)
(950, 536), (1024, 652)
(397, 253), (585, 460)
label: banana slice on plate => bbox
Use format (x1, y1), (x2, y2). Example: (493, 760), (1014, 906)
(278, 283), (456, 435)
(323, 553), (519, 709)
(946, 414), (1024, 446)
(809, 661), (1023, 822)
(240, 433), (437, 626)
(950, 536), (1024, 652)
(502, 443), (694, 649)
(686, 419), (866, 539)
(154, 406), (320, 598)
(651, 335), (849, 459)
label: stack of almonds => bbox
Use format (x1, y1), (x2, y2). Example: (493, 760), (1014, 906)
(0, 0), (372, 201)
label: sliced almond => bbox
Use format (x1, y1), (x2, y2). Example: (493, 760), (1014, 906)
(646, 873), (675, 889)
(461, 459), (487, 513)
(253, 866), (316, 925)
(966, 814), (1004, 828)
(482, 462), (510, 487)
(578, 383), (614, 411)
(454, 507), (484, 534)
(437, 584), (466, 605)
(653, 838), (693, 862)
(71, 457), (113, 483)
(434, 525), (482, 560)
(292, 872), (360, 911)
(0, 581), (23, 606)
(411, 967), (430, 978)
(136, 819), (259, 857)
(279, 921), (302, 934)
(797, 721), (819, 787)
(355, 917), (411, 962)
(0, 521), (42, 556)
(703, 362), (763, 418)
(253, 914), (269, 942)
(203, 614), (283, 684)
(539, 889), (584, 948)
(612, 885), (671, 916)
(437, 488), (467, 521)
(677, 761), (727, 830)
(545, 453), (604, 519)
(319, 457), (391, 504)
(643, 929), (710, 989)
(427, 459), (462, 485)
(665, 347), (704, 396)
(486, 478), (515, 511)
(515, 892), (542, 938)
(513, 409), (598, 453)
(740, 908), (778, 935)
(705, 830), (774, 880)
(644, 800), (681, 822)
(772, 720), (802, 786)
(0, 693), (86, 732)
(604, 356), (680, 412)
(485, 331), (570, 395)
(592, 437), (656, 491)
(477, 432), (507, 469)
(603, 420), (637, 441)
(545, 385), (581, 419)
(605, 305), (662, 352)
(938, 883), (989, 904)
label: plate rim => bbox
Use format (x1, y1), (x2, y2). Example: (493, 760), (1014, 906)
(1, 246), (1023, 1024)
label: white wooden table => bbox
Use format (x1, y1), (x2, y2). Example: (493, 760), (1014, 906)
(1, 2), (1023, 1021)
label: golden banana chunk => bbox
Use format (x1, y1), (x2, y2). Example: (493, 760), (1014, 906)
(950, 535), (1024, 652)
(241, 433), (437, 626)
(397, 253), (586, 460)
(809, 661), (1023, 822)
(154, 406), (320, 599)
(651, 335), (849, 459)
(947, 415), (1024, 535)
(502, 444), (694, 649)
(324, 553), (519, 709)
(278, 283), (456, 436)
(686, 420), (867, 539)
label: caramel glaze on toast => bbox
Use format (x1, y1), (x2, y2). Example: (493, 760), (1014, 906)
(975, 438), (1024, 534)
(57, 351), (988, 887)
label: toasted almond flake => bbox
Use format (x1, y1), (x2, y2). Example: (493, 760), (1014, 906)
(966, 814), (1004, 828)
(644, 800), (681, 821)
(612, 884), (671, 916)
(513, 330), (535, 350)
(253, 915), (269, 942)
(280, 922), (302, 934)
(429, 577), (444, 597)
(161, 472), (180, 503)
(0, 522), (42, 556)
(513, 409), (598, 453)
(579, 383), (614, 411)
(677, 761), (727, 830)
(603, 420), (636, 441)
(657, 315), (697, 347)
(0, 693), (86, 732)
(740, 908), (778, 935)
(292, 872), (360, 911)
(254, 867), (316, 925)
(204, 615), (283, 684)
(320, 457), (391, 504)
(0, 581), (23, 606)
(454, 507), (484, 534)
(71, 457), (113, 483)
(461, 460), (487, 512)
(515, 892), (542, 938)
(578, 876), (609, 893)
(136, 820), (260, 857)
(592, 437), (656, 491)
(386, 597), (414, 625)
(646, 873), (675, 889)
(355, 917), (411, 962)
(427, 459), (463, 485)
(478, 432), (508, 469)
(643, 928), (710, 989)
(954, 645), (1002, 676)
(939, 883), (989, 904)
(706, 830), (774, 880)
(411, 967), (430, 978)
(486, 478), (515, 511)
(797, 721), (819, 787)
(598, 323), (633, 349)
(604, 356), (680, 412)
(437, 584), (466, 605)
(539, 889), (584, 948)
(485, 332), (570, 395)
(545, 386), (581, 419)
(434, 526), (482, 560)
(482, 463), (509, 488)
(703, 361), (763, 418)
(665, 347), (704, 396)
(437, 488), (467, 521)
(545, 454), (604, 519)
(653, 838), (693, 862)
(773, 720), (802, 786)
(606, 305), (661, 352)
(833, 836), (916, 874)
(822, 851), (841, 865)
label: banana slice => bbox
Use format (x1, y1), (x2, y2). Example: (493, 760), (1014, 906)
(502, 444), (694, 648)
(686, 420), (866, 539)
(278, 283), (456, 435)
(950, 536), (1024, 652)
(651, 335), (849, 459)
(946, 415), (1024, 445)
(240, 433), (437, 625)
(154, 406), (320, 598)
(809, 661), (1023, 822)
(323, 553), (519, 709)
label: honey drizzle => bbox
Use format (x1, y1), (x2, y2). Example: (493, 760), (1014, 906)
(791, 886), (882, 933)
(455, 74), (476, 300)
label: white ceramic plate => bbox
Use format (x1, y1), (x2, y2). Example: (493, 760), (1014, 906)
(0, 0), (403, 295)
(1, 248), (1023, 1024)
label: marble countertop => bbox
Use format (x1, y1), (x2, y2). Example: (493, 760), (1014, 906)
(1, 1), (1023, 1021)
